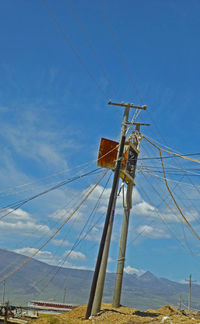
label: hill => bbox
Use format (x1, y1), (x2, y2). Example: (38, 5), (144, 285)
(0, 248), (199, 310)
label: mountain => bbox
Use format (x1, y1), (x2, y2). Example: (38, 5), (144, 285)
(139, 271), (158, 282)
(0, 248), (199, 310)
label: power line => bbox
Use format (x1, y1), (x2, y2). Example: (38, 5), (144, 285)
(138, 173), (196, 254)
(0, 168), (102, 221)
(138, 152), (200, 161)
(99, 0), (143, 104)
(141, 138), (200, 220)
(35, 172), (112, 298)
(138, 166), (200, 187)
(143, 136), (200, 165)
(66, 0), (119, 99)
(42, 0), (108, 98)
(140, 141), (200, 240)
(0, 184), (94, 277)
(0, 142), (119, 198)
(159, 150), (200, 242)
(0, 170), (108, 284)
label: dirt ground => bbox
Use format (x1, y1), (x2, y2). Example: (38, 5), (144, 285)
(30, 304), (200, 324)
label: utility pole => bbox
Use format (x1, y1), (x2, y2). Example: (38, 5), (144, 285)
(2, 281), (5, 306)
(112, 123), (147, 308)
(91, 201), (117, 316)
(185, 274), (196, 311)
(178, 295), (182, 310)
(63, 287), (66, 304)
(4, 301), (9, 324)
(85, 101), (147, 319)
(112, 182), (133, 308)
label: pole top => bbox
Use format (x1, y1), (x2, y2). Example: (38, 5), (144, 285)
(108, 100), (147, 110)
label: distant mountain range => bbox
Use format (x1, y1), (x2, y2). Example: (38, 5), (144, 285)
(0, 248), (199, 310)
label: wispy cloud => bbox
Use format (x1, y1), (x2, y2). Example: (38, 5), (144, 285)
(52, 239), (71, 247)
(14, 247), (54, 264)
(0, 208), (50, 237)
(64, 250), (86, 261)
(136, 225), (170, 239)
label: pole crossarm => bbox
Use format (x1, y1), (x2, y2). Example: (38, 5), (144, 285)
(108, 100), (147, 110)
(126, 122), (150, 126)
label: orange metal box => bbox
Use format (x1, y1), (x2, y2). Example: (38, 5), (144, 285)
(97, 138), (118, 170)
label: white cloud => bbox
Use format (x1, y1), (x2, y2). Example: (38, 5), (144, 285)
(64, 250), (86, 261)
(0, 208), (31, 221)
(83, 226), (102, 242)
(134, 201), (156, 216)
(50, 207), (83, 221)
(1, 116), (69, 169)
(161, 208), (199, 223)
(52, 239), (71, 247)
(85, 184), (158, 221)
(61, 262), (94, 271)
(14, 247), (53, 264)
(0, 208), (50, 237)
(124, 265), (145, 276)
(13, 247), (87, 268)
(108, 257), (115, 263)
(136, 225), (170, 239)
(0, 220), (50, 236)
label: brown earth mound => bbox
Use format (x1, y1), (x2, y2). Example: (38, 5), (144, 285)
(29, 303), (200, 324)
(157, 305), (181, 315)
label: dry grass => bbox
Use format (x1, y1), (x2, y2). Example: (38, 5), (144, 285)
(30, 303), (200, 324)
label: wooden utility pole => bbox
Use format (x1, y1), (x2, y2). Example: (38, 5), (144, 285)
(112, 123), (148, 308)
(178, 295), (182, 310)
(63, 287), (67, 304)
(185, 274), (196, 311)
(4, 301), (9, 324)
(112, 182), (133, 308)
(187, 275), (192, 311)
(85, 101), (147, 319)
(2, 281), (5, 306)
(91, 202), (116, 316)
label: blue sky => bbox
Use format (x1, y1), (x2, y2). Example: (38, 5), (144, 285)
(1, 0), (200, 296)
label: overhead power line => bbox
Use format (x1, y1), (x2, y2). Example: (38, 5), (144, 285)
(66, 0), (119, 98)
(0, 170), (108, 284)
(138, 167), (200, 187)
(159, 150), (200, 242)
(143, 136), (200, 242)
(99, 0), (143, 104)
(136, 176), (199, 258)
(0, 180), (99, 278)
(0, 168), (102, 221)
(35, 172), (112, 298)
(143, 136), (200, 165)
(0, 142), (119, 198)
(138, 152), (200, 161)
(42, 0), (108, 98)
